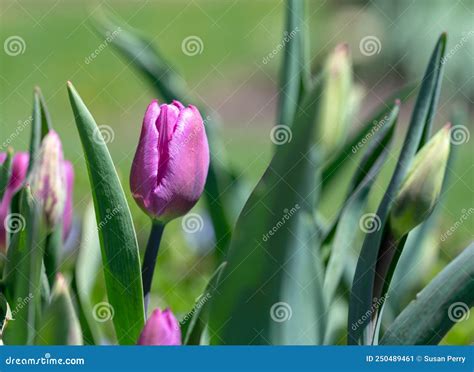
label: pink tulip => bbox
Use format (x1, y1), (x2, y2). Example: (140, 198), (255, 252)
(137, 308), (181, 345)
(0, 152), (29, 251)
(130, 100), (209, 223)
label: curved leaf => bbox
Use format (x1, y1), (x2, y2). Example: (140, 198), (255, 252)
(381, 244), (474, 345)
(208, 77), (323, 344)
(67, 82), (144, 345)
(348, 33), (447, 345)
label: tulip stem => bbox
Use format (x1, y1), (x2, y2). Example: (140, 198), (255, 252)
(142, 221), (165, 315)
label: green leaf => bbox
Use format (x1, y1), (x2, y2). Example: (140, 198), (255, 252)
(28, 87), (52, 176)
(3, 187), (44, 345)
(67, 82), (145, 345)
(277, 0), (304, 126)
(381, 243), (474, 345)
(73, 202), (103, 345)
(324, 103), (398, 305)
(348, 33), (447, 345)
(93, 12), (237, 257)
(36, 274), (83, 345)
(208, 77), (323, 344)
(275, 211), (326, 344)
(182, 262), (227, 345)
(0, 147), (13, 201)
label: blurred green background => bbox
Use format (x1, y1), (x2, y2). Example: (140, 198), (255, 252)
(1, 0), (472, 344)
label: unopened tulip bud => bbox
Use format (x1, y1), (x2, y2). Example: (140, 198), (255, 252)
(137, 308), (181, 345)
(130, 100), (209, 223)
(390, 124), (451, 237)
(62, 161), (74, 240)
(318, 44), (353, 152)
(29, 131), (66, 230)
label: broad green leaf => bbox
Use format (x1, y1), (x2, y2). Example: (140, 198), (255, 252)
(348, 33), (446, 345)
(324, 104), (398, 305)
(93, 12), (238, 257)
(208, 77), (323, 344)
(381, 243), (474, 345)
(321, 83), (415, 188)
(74, 202), (102, 345)
(277, 0), (304, 126)
(67, 82), (144, 345)
(3, 187), (43, 345)
(36, 274), (83, 345)
(0, 148), (13, 200)
(275, 211), (326, 344)
(182, 262), (227, 345)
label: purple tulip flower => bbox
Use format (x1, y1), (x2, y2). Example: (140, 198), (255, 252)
(0, 152), (29, 251)
(137, 308), (181, 345)
(130, 100), (209, 223)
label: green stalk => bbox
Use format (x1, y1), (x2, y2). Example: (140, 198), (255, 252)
(141, 221), (165, 315)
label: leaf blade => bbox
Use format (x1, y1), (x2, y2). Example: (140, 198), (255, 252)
(67, 82), (145, 345)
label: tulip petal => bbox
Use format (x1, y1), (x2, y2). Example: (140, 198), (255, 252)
(130, 100), (161, 211)
(150, 106), (209, 220)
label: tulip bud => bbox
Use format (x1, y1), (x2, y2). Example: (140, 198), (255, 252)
(130, 100), (209, 223)
(318, 44), (353, 153)
(28, 131), (66, 230)
(0, 152), (29, 251)
(390, 124), (451, 237)
(137, 308), (181, 345)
